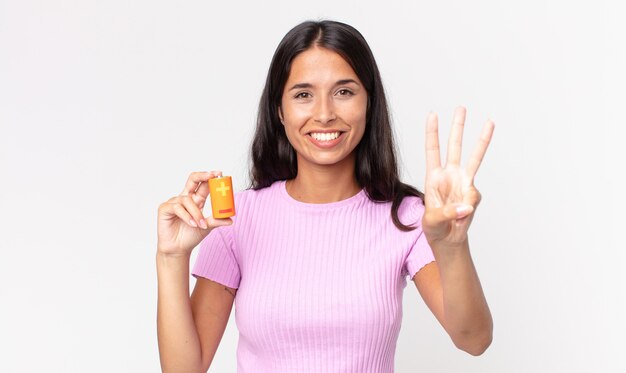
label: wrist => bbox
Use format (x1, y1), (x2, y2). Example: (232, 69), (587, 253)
(156, 251), (191, 265)
(428, 234), (468, 248)
(429, 238), (470, 258)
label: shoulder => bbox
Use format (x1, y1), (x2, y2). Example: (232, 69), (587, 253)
(396, 195), (426, 227)
(211, 181), (284, 236)
(359, 193), (425, 227)
(233, 180), (285, 209)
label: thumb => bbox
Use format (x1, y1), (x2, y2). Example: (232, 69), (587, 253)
(426, 203), (474, 226)
(205, 216), (234, 229)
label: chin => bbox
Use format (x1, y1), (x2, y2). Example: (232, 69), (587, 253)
(302, 151), (355, 168)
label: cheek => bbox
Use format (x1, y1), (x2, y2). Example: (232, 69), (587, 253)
(354, 120), (367, 144)
(282, 123), (298, 144)
(282, 105), (309, 124)
(281, 110), (312, 146)
(280, 115), (305, 147)
(345, 93), (367, 118)
(345, 101), (368, 137)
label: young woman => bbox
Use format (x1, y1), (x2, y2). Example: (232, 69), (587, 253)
(157, 20), (494, 372)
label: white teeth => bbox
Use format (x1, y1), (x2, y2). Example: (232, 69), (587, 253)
(310, 132), (340, 141)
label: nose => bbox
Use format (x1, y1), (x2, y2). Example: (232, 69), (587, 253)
(313, 96), (337, 124)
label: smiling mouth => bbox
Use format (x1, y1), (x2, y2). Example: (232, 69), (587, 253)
(308, 131), (342, 141)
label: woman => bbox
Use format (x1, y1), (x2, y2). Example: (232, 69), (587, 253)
(157, 20), (494, 372)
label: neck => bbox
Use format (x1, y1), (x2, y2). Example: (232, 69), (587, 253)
(286, 153), (361, 204)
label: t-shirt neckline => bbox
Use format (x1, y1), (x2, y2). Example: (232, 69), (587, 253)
(277, 180), (367, 210)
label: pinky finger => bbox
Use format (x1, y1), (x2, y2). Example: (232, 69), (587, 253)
(172, 203), (199, 228)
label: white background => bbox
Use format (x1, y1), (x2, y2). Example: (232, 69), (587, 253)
(1, 0), (624, 372)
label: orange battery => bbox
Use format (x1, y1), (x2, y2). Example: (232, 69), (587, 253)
(208, 176), (236, 218)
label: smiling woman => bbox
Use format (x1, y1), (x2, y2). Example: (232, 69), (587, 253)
(278, 47), (368, 199)
(156, 20), (494, 373)
(251, 21), (426, 227)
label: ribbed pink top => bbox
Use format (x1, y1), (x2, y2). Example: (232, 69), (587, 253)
(192, 180), (435, 372)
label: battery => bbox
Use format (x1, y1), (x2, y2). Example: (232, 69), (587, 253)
(208, 176), (236, 219)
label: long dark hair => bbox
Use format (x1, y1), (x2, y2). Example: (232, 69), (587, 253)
(250, 20), (423, 231)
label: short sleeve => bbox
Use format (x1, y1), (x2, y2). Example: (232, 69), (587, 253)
(191, 226), (241, 289)
(402, 198), (436, 280)
(404, 229), (436, 280)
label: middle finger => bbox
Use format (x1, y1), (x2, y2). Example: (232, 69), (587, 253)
(446, 106), (466, 167)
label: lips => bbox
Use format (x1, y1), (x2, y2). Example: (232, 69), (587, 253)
(306, 130), (345, 148)
(310, 131), (340, 141)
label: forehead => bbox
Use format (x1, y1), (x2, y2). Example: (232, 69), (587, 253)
(287, 47), (359, 83)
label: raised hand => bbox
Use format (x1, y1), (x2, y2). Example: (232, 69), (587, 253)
(157, 171), (232, 257)
(422, 106), (494, 246)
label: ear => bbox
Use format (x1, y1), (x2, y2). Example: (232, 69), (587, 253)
(278, 106), (285, 125)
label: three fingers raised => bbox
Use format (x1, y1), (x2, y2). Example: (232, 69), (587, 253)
(425, 107), (494, 178)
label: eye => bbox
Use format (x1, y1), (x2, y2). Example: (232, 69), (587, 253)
(294, 92), (312, 99)
(336, 89), (354, 96)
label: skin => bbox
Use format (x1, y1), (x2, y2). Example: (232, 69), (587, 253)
(278, 46), (367, 202)
(415, 108), (495, 355)
(281, 48), (367, 166)
(156, 46), (494, 372)
(157, 170), (236, 372)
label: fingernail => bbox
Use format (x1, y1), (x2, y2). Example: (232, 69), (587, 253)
(216, 219), (232, 226)
(189, 219), (198, 228)
(456, 204), (472, 217)
(199, 219), (208, 229)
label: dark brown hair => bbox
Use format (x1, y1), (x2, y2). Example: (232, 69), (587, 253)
(250, 20), (423, 231)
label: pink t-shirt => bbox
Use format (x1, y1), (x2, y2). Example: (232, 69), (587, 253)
(192, 180), (435, 372)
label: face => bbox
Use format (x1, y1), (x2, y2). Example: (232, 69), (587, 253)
(279, 47), (368, 170)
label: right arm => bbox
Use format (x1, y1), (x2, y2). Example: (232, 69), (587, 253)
(156, 171), (235, 372)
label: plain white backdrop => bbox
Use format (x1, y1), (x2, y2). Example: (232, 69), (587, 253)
(1, 0), (624, 371)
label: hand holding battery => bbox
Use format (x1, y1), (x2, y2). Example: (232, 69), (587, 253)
(157, 171), (235, 257)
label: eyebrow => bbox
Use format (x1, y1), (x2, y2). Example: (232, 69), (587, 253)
(287, 79), (360, 91)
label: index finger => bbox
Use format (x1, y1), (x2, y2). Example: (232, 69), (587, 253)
(425, 112), (442, 172)
(180, 170), (222, 196)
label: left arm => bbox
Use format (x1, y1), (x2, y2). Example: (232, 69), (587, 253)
(413, 243), (492, 356)
(413, 106), (495, 355)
